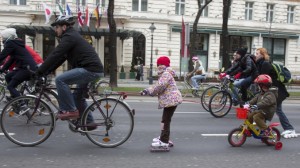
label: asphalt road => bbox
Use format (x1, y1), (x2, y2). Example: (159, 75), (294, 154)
(0, 97), (300, 168)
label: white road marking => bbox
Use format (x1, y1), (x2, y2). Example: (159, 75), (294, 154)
(0, 133), (15, 136)
(202, 134), (228, 137)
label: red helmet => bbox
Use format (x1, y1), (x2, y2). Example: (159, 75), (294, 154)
(254, 74), (272, 87)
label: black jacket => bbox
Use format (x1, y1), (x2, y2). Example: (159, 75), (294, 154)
(37, 27), (103, 75)
(0, 38), (37, 71)
(256, 58), (289, 103)
(226, 54), (258, 79)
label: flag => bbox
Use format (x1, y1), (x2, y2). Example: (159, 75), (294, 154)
(93, 4), (100, 28)
(84, 6), (90, 27)
(56, 2), (64, 16)
(65, 4), (72, 16)
(77, 7), (84, 27)
(181, 16), (185, 57)
(42, 3), (53, 24)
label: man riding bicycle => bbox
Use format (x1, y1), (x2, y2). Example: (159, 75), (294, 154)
(36, 15), (104, 128)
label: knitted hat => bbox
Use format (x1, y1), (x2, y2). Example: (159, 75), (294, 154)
(236, 48), (247, 57)
(0, 28), (17, 39)
(157, 56), (170, 67)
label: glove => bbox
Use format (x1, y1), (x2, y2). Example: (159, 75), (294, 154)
(219, 73), (227, 79)
(234, 72), (241, 79)
(140, 89), (148, 96)
(243, 104), (250, 110)
(250, 105), (258, 110)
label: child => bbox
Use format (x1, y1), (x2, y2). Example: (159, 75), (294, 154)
(141, 56), (183, 148)
(245, 74), (277, 136)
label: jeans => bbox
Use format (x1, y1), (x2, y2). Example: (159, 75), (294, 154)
(191, 75), (206, 88)
(276, 101), (294, 130)
(232, 76), (253, 102)
(55, 68), (102, 112)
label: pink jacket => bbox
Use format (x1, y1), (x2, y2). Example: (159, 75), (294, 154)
(146, 67), (183, 109)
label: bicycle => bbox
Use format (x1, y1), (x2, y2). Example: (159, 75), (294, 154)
(178, 74), (210, 98)
(0, 75), (135, 147)
(208, 76), (259, 118)
(228, 106), (282, 150)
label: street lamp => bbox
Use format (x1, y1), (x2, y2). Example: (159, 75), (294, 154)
(149, 23), (156, 85)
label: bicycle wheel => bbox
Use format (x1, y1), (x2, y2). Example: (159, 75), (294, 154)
(1, 96), (55, 147)
(228, 128), (247, 147)
(200, 85), (220, 111)
(261, 127), (281, 146)
(81, 98), (134, 147)
(95, 81), (112, 94)
(208, 90), (232, 118)
(0, 83), (6, 101)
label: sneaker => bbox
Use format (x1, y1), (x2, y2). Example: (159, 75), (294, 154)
(151, 140), (169, 147)
(152, 136), (160, 143)
(281, 129), (298, 138)
(260, 127), (271, 137)
(57, 110), (80, 120)
(19, 104), (30, 115)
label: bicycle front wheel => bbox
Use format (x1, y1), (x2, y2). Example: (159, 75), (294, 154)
(208, 90), (232, 118)
(82, 98), (134, 148)
(200, 86), (220, 112)
(0, 96), (55, 147)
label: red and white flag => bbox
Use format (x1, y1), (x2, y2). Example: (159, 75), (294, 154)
(78, 7), (84, 27)
(84, 6), (90, 27)
(43, 3), (53, 24)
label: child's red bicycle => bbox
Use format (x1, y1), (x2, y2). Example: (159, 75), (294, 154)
(228, 107), (283, 150)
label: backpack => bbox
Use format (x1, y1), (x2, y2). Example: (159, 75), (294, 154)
(271, 63), (292, 84)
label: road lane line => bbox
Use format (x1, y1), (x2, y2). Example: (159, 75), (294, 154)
(0, 133), (15, 136)
(202, 134), (228, 137)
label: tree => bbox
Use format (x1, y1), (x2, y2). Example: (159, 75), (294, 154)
(107, 0), (117, 87)
(221, 0), (231, 70)
(188, 0), (212, 72)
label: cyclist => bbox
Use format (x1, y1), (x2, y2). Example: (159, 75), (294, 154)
(255, 47), (297, 138)
(245, 74), (277, 136)
(0, 28), (37, 102)
(189, 56), (206, 90)
(220, 48), (258, 105)
(36, 16), (104, 128)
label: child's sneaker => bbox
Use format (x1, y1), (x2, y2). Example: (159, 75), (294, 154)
(260, 127), (271, 137)
(152, 136), (174, 147)
(281, 129), (298, 138)
(151, 140), (169, 147)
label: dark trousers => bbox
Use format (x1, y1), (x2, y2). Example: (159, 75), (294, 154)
(160, 106), (177, 143)
(5, 69), (31, 98)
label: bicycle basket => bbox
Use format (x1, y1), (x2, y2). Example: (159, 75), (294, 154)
(235, 108), (248, 119)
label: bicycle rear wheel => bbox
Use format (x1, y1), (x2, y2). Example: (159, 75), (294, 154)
(95, 81), (112, 95)
(82, 98), (134, 148)
(261, 127), (281, 146)
(0, 96), (55, 147)
(208, 90), (232, 118)
(200, 85), (220, 112)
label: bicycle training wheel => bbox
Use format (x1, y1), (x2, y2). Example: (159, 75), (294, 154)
(95, 81), (112, 95)
(200, 85), (220, 112)
(0, 96), (55, 147)
(261, 127), (281, 146)
(228, 128), (247, 147)
(81, 98), (134, 148)
(208, 90), (232, 118)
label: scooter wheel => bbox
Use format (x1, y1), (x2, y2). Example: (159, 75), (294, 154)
(275, 141), (283, 150)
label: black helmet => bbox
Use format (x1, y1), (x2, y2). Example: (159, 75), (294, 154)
(51, 15), (75, 27)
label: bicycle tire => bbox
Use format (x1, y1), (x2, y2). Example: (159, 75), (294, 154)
(95, 81), (112, 95)
(200, 85), (220, 112)
(0, 95), (55, 147)
(228, 128), (247, 147)
(261, 127), (281, 146)
(208, 90), (232, 118)
(82, 98), (134, 148)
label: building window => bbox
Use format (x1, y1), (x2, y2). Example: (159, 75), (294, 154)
(263, 38), (286, 65)
(200, 0), (208, 17)
(132, 0), (148, 12)
(10, 0), (26, 5)
(245, 2), (253, 20)
(266, 4), (274, 22)
(287, 6), (295, 24)
(175, 0), (185, 15)
(193, 33), (209, 70)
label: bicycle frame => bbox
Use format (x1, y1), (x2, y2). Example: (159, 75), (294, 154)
(239, 119), (280, 139)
